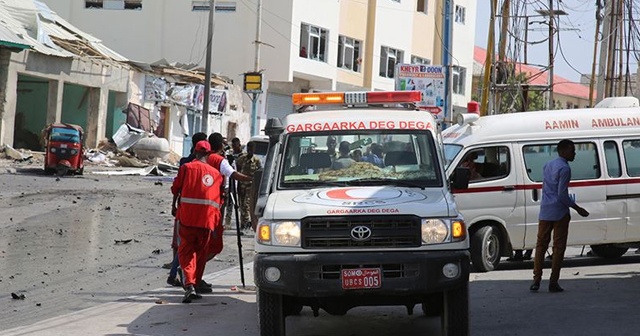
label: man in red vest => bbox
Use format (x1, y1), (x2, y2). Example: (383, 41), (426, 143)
(171, 140), (222, 303)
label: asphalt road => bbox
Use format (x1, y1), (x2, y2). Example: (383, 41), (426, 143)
(2, 161), (640, 335)
(0, 163), (254, 330)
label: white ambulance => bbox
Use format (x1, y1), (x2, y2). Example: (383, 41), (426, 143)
(253, 91), (470, 336)
(444, 102), (640, 272)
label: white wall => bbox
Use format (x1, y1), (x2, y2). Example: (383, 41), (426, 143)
(371, 0), (414, 90)
(451, 0), (476, 108)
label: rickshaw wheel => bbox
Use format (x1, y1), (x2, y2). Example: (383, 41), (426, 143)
(56, 165), (69, 177)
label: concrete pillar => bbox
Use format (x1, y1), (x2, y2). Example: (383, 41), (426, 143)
(46, 79), (64, 125)
(0, 49), (18, 147)
(85, 87), (108, 148)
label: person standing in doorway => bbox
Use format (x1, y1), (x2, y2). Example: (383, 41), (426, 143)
(530, 139), (589, 293)
(236, 141), (262, 230)
(171, 140), (222, 303)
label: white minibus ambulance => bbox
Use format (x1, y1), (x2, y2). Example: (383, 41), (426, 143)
(253, 91), (470, 336)
(444, 102), (640, 272)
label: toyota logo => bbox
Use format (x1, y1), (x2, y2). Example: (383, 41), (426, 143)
(350, 226), (372, 241)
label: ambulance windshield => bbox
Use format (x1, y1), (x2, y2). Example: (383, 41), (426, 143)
(280, 130), (442, 188)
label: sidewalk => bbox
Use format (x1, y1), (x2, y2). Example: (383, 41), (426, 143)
(0, 264), (258, 336)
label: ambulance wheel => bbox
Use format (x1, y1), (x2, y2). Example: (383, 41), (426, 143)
(441, 283), (469, 336)
(470, 226), (501, 272)
(590, 244), (628, 259)
(258, 289), (286, 336)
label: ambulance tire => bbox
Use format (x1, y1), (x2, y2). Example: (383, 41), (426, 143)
(590, 244), (628, 259)
(441, 283), (469, 336)
(470, 226), (501, 272)
(258, 289), (286, 336)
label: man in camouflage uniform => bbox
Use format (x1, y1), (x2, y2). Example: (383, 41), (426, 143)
(235, 141), (262, 230)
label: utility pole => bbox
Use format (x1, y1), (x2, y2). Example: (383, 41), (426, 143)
(250, 0), (263, 136)
(589, 1), (603, 106)
(597, 0), (613, 102)
(536, 1), (566, 110)
(201, 0), (215, 134)
(547, 0), (555, 110)
(480, 0), (497, 116)
(442, 0), (453, 127)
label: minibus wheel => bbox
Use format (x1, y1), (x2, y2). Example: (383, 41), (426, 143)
(590, 244), (628, 259)
(470, 226), (501, 272)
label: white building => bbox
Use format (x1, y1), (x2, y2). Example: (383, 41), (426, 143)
(42, 0), (477, 132)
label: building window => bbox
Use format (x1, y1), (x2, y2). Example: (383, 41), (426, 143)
(455, 5), (466, 24)
(300, 23), (329, 62)
(337, 36), (362, 72)
(452, 65), (466, 95)
(379, 46), (404, 78)
(192, 1), (236, 12)
(85, 0), (142, 10)
(411, 55), (431, 65)
(417, 0), (428, 14)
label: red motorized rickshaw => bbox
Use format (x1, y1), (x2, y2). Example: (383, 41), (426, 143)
(43, 123), (84, 175)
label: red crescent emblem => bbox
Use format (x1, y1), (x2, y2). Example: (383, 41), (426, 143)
(325, 188), (365, 200)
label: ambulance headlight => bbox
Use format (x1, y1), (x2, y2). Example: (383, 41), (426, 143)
(274, 221), (301, 246)
(258, 221), (301, 246)
(421, 219), (448, 244)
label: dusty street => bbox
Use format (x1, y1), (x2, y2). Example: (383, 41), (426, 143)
(0, 161), (254, 330)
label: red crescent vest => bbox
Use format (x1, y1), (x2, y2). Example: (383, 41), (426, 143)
(171, 160), (222, 230)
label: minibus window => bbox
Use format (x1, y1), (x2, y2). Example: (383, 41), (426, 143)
(444, 144), (462, 169)
(523, 142), (600, 182)
(604, 141), (622, 178)
(455, 146), (510, 182)
(622, 140), (640, 177)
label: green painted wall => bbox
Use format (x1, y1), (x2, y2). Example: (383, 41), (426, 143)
(105, 91), (126, 139)
(61, 83), (88, 131)
(15, 75), (48, 150)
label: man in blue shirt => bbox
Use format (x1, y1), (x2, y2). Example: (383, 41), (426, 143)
(530, 139), (589, 293)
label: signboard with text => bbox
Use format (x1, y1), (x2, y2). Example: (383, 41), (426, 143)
(395, 64), (445, 118)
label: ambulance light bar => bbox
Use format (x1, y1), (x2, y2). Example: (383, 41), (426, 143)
(292, 91), (422, 106)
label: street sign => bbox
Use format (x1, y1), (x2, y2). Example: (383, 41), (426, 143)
(244, 72), (263, 93)
(395, 64), (445, 119)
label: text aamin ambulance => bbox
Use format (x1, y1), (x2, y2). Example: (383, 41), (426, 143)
(253, 90), (470, 336)
(443, 100), (640, 272)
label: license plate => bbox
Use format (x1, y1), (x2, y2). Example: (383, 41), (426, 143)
(341, 268), (381, 290)
(60, 144), (68, 148)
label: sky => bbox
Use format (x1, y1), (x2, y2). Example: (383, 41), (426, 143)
(474, 1), (604, 82)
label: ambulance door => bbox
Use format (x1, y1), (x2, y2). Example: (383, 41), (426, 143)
(601, 140), (627, 241)
(522, 141), (607, 247)
(621, 138), (640, 239)
(451, 144), (523, 246)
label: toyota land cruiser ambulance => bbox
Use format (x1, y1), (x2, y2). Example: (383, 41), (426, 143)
(444, 102), (640, 272)
(253, 90), (470, 336)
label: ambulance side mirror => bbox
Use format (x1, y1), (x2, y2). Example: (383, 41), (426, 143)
(451, 167), (471, 190)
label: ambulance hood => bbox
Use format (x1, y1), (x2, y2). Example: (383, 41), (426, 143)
(264, 186), (453, 219)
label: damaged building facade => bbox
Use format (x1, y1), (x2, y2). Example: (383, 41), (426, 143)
(0, 0), (245, 159)
(0, 0), (130, 150)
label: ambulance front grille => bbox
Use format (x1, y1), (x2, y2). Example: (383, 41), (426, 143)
(301, 215), (421, 249)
